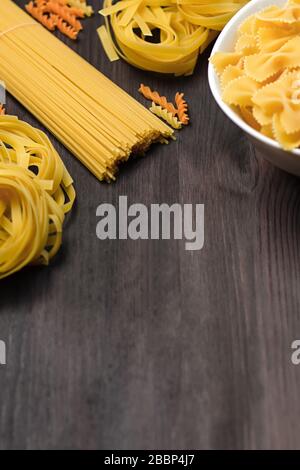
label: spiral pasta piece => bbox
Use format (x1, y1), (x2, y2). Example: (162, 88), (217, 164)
(25, 1), (57, 30)
(56, 16), (79, 39)
(67, 0), (93, 17)
(26, 0), (86, 39)
(175, 92), (189, 124)
(139, 85), (177, 116)
(43, 1), (83, 31)
(149, 103), (182, 129)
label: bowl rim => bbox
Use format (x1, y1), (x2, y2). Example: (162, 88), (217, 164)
(207, 0), (300, 156)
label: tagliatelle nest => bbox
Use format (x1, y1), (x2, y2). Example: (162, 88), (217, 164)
(99, 0), (249, 75)
(0, 115), (75, 279)
(0, 163), (65, 277)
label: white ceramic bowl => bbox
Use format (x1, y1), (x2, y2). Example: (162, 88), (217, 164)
(208, 0), (300, 176)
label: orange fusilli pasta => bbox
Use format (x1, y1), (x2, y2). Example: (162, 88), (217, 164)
(25, 0), (85, 39)
(175, 93), (189, 125)
(139, 85), (177, 116)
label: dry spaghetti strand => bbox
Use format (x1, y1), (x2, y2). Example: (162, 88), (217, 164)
(175, 92), (189, 125)
(139, 84), (177, 116)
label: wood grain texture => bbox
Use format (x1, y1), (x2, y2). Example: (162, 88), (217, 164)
(0, 0), (300, 450)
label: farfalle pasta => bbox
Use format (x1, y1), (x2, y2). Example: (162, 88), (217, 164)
(210, 0), (300, 150)
(244, 37), (300, 82)
(256, 3), (300, 24)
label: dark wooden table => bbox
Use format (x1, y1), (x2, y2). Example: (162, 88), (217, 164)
(1, 0), (300, 450)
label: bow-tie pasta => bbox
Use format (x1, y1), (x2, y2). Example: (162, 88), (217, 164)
(210, 0), (300, 150)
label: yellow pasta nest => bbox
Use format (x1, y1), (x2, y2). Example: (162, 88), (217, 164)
(177, 0), (249, 31)
(99, 0), (249, 76)
(0, 115), (75, 279)
(210, 0), (300, 151)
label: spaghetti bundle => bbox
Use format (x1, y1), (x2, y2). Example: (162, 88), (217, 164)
(99, 0), (249, 75)
(0, 0), (173, 181)
(0, 114), (75, 279)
